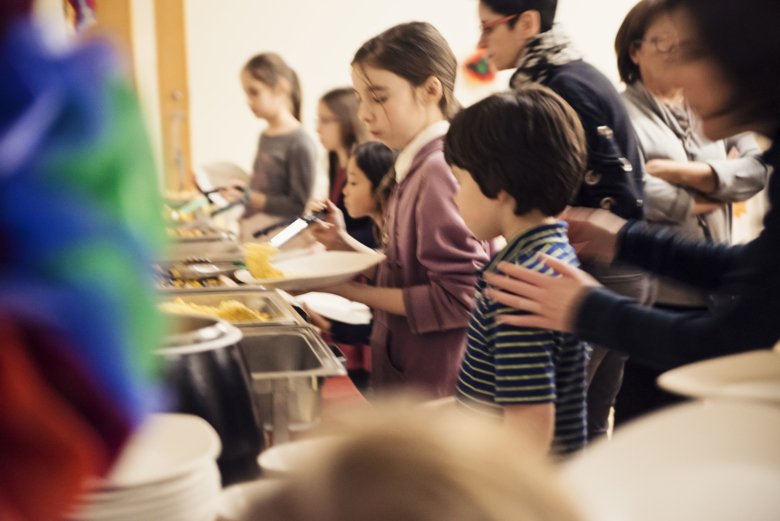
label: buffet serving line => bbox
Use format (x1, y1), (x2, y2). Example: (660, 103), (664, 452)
(66, 202), (780, 521)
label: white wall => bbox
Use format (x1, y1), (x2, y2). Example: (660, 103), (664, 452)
(130, 0), (164, 187)
(183, 0), (638, 177)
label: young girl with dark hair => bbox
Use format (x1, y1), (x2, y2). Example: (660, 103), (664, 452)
(314, 22), (489, 398)
(222, 53), (317, 238)
(306, 142), (395, 386)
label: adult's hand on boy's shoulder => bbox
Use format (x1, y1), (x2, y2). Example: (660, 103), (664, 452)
(484, 255), (600, 333)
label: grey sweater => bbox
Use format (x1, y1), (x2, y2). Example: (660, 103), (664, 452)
(622, 82), (770, 306)
(247, 127), (317, 218)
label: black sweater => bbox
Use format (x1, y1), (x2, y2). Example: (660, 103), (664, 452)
(576, 133), (778, 369)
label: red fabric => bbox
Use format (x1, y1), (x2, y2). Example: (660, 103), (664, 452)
(0, 318), (108, 521)
(329, 166), (347, 204)
(26, 328), (132, 462)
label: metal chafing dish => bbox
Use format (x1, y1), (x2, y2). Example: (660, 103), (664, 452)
(154, 259), (243, 289)
(238, 325), (347, 444)
(158, 288), (307, 327)
(163, 237), (244, 263)
(166, 222), (236, 242)
(156, 313), (263, 484)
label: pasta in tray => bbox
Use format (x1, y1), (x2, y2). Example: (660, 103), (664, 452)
(244, 243), (285, 279)
(159, 298), (270, 322)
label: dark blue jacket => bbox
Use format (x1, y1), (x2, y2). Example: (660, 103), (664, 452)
(535, 59), (645, 220)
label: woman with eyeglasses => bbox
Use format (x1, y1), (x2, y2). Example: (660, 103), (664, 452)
(484, 0), (780, 376)
(476, 0), (651, 441)
(316, 88), (375, 247)
(611, 0), (770, 421)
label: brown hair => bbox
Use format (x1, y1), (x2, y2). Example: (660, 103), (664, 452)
(352, 22), (460, 120)
(445, 85), (586, 217)
(243, 52), (303, 121)
(663, 0), (780, 127)
(615, 0), (669, 84)
(241, 399), (584, 521)
(321, 87), (370, 152)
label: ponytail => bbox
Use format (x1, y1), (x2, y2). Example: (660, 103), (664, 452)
(288, 68), (302, 121)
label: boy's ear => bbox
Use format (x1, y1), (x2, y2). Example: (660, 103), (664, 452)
(496, 189), (515, 207)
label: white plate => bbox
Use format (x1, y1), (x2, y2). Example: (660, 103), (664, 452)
(235, 251), (384, 292)
(658, 349), (780, 404)
(96, 413), (221, 489)
(560, 401), (780, 521)
(295, 292), (372, 325)
(70, 463), (220, 521)
(257, 437), (342, 477)
(217, 480), (285, 521)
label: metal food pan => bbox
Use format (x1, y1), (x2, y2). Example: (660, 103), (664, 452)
(238, 325), (347, 443)
(166, 223), (236, 243)
(158, 288), (306, 326)
(163, 238), (244, 263)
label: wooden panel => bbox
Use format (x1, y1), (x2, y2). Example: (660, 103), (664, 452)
(154, 0), (194, 193)
(91, 0), (137, 87)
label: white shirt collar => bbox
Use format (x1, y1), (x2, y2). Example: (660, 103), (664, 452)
(394, 120), (450, 183)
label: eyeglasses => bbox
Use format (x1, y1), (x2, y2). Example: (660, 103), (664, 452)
(479, 14), (519, 36)
(316, 116), (340, 126)
(637, 34), (678, 54)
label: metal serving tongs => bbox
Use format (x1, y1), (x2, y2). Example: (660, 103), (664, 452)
(175, 185), (248, 218)
(252, 210), (326, 247)
(164, 257), (244, 281)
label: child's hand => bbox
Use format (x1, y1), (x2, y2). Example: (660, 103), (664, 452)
(311, 200), (350, 250)
(218, 185), (247, 203)
(318, 200), (346, 230)
(301, 303), (332, 332)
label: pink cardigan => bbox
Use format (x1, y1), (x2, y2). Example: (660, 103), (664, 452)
(370, 137), (489, 398)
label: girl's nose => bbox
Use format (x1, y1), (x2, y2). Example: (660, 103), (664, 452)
(357, 102), (372, 123)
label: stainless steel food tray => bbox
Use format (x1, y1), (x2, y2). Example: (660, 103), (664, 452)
(166, 223), (236, 243)
(162, 237), (244, 263)
(239, 325), (347, 443)
(158, 288), (306, 327)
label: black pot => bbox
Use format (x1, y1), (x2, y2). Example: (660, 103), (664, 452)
(157, 313), (263, 485)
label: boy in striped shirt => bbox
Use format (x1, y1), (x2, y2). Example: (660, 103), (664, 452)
(444, 86), (591, 454)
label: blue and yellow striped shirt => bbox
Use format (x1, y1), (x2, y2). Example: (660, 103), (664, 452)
(456, 222), (590, 454)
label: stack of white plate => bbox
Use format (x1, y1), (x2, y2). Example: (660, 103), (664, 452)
(66, 413), (222, 521)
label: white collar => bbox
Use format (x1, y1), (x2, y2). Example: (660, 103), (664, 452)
(394, 120), (450, 183)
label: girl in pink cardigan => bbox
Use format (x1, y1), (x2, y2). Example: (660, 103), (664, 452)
(314, 22), (489, 398)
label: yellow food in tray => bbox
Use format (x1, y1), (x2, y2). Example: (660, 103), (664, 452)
(160, 298), (271, 322)
(244, 242), (284, 279)
(166, 226), (207, 238)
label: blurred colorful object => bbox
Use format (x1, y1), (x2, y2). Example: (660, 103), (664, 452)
(0, 13), (164, 521)
(463, 48), (497, 83)
(66, 0), (97, 32)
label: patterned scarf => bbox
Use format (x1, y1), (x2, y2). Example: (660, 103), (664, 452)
(510, 25), (582, 88)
